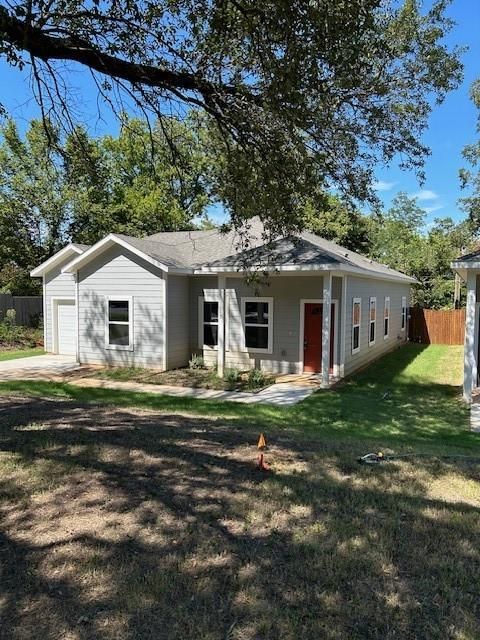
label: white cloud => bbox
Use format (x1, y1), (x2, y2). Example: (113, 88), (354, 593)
(413, 189), (439, 202)
(373, 180), (396, 192)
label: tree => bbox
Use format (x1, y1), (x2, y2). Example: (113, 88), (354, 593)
(460, 80), (480, 226)
(302, 195), (371, 254)
(0, 1), (462, 234)
(368, 192), (476, 308)
(0, 118), (68, 293)
(66, 116), (212, 243)
(0, 116), (213, 292)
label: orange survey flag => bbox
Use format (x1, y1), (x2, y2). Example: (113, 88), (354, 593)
(257, 433), (266, 449)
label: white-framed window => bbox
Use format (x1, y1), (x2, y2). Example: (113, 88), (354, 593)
(401, 296), (407, 331)
(241, 297), (273, 353)
(384, 296), (390, 339)
(369, 297), (376, 346)
(352, 297), (361, 354)
(198, 295), (219, 348)
(105, 296), (133, 350)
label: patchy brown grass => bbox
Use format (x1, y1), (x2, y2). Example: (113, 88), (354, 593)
(0, 395), (479, 639)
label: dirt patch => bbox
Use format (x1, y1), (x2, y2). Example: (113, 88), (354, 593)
(0, 396), (479, 639)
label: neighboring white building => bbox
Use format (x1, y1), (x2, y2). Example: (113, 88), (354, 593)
(31, 220), (414, 386)
(452, 252), (480, 402)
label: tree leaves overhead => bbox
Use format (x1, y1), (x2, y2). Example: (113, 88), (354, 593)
(0, 116), (212, 293)
(460, 80), (480, 227)
(0, 0), (463, 232)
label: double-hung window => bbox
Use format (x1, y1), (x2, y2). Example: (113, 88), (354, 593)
(384, 297), (390, 339)
(401, 296), (407, 331)
(199, 297), (219, 348)
(352, 298), (361, 354)
(106, 297), (133, 350)
(242, 297), (273, 353)
(369, 297), (376, 346)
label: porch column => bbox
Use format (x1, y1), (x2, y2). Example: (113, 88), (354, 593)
(321, 273), (332, 388)
(464, 271), (477, 402)
(218, 275), (226, 378)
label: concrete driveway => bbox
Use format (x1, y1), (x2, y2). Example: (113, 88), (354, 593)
(0, 354), (79, 380)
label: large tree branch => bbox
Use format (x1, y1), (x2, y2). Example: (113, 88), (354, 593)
(0, 6), (243, 101)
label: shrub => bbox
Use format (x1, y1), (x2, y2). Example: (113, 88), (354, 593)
(247, 368), (267, 390)
(4, 308), (16, 327)
(188, 353), (204, 370)
(224, 368), (240, 389)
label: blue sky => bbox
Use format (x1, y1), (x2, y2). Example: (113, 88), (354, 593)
(0, 0), (478, 226)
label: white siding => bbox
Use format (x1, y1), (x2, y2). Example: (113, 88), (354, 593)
(44, 262), (76, 352)
(78, 246), (165, 368)
(167, 275), (190, 369)
(343, 276), (410, 377)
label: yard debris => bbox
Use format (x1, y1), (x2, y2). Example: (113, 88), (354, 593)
(358, 451), (480, 465)
(257, 432), (267, 449)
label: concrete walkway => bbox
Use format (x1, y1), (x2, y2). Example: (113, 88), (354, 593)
(0, 354), (79, 380)
(0, 354), (319, 406)
(69, 376), (317, 406)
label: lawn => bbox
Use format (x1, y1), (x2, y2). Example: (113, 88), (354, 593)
(0, 345), (478, 639)
(0, 347), (44, 362)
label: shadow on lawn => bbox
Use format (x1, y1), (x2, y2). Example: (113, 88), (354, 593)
(0, 395), (479, 639)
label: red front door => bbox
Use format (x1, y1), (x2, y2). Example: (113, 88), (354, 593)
(303, 303), (335, 373)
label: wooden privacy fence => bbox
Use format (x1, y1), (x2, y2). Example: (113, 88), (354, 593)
(409, 307), (465, 345)
(0, 294), (43, 327)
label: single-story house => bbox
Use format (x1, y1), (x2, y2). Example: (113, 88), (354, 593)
(31, 220), (414, 386)
(452, 251), (480, 402)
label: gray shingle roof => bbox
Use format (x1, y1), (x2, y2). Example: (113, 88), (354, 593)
(59, 219), (413, 283)
(110, 219), (414, 282)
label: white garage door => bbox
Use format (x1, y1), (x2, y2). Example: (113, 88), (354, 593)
(56, 300), (77, 355)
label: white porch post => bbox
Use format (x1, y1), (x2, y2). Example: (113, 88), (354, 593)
(464, 271), (477, 403)
(218, 275), (226, 377)
(321, 273), (332, 388)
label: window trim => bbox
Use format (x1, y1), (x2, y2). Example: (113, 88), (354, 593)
(401, 296), (407, 331)
(198, 294), (220, 350)
(369, 296), (376, 347)
(384, 296), (390, 340)
(352, 297), (361, 355)
(241, 296), (274, 354)
(105, 296), (134, 351)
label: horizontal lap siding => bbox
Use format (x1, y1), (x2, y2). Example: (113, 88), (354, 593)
(344, 276), (410, 377)
(227, 276), (326, 373)
(44, 262), (76, 352)
(78, 246), (165, 368)
(167, 275), (190, 369)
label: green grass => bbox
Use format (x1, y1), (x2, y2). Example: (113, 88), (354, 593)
(0, 344), (475, 451)
(0, 347), (44, 362)
(0, 343), (479, 638)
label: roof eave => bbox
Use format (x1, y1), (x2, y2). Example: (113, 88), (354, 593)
(30, 244), (84, 277)
(61, 234), (190, 274)
(194, 262), (415, 283)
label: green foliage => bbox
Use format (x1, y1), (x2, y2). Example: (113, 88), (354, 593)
(224, 368), (240, 390)
(0, 1), (463, 233)
(368, 194), (476, 308)
(0, 317), (42, 349)
(460, 80), (480, 227)
(188, 354), (205, 370)
(247, 368), (268, 390)
(0, 116), (213, 293)
(302, 195), (371, 253)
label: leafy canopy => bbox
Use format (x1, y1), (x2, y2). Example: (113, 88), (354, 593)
(0, 0), (462, 232)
